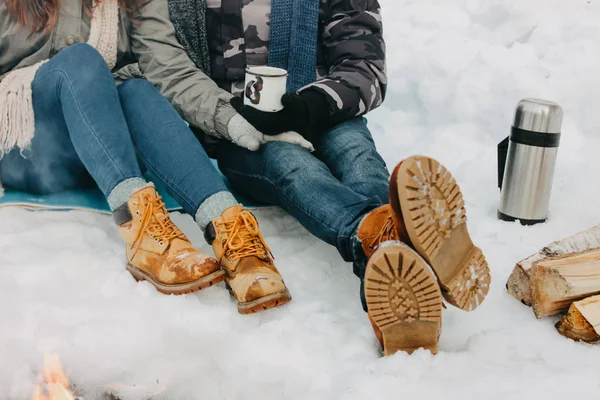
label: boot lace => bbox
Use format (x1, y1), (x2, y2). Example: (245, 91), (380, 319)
(131, 193), (186, 254)
(368, 216), (397, 250)
(219, 210), (273, 262)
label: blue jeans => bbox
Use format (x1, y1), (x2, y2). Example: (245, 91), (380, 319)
(216, 117), (390, 275)
(0, 44), (228, 216)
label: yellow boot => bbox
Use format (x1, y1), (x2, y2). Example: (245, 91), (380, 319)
(205, 205), (291, 314)
(115, 186), (224, 294)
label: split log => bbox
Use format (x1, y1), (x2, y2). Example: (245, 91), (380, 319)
(506, 224), (600, 306)
(507, 252), (544, 306)
(556, 295), (600, 343)
(530, 248), (600, 318)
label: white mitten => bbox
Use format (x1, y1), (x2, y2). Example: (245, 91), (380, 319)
(227, 115), (315, 152)
(262, 131), (315, 152)
(227, 114), (263, 151)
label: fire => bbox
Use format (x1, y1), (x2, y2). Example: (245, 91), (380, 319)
(32, 354), (76, 400)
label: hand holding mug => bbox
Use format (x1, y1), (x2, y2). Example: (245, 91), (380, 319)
(230, 66), (316, 152)
(232, 90), (331, 144)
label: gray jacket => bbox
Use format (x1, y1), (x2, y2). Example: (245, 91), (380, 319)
(0, 0), (236, 137)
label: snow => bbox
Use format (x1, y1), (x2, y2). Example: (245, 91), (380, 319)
(3, 0), (600, 398)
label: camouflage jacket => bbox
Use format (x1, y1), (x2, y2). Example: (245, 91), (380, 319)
(207, 0), (387, 122)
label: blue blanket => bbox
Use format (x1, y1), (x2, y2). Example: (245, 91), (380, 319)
(0, 160), (264, 213)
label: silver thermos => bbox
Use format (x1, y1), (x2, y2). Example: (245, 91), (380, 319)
(498, 98), (563, 225)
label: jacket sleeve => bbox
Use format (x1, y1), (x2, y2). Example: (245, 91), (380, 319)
(129, 0), (236, 138)
(302, 0), (387, 123)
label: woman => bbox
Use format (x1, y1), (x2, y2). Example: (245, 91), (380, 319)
(0, 0), (305, 314)
(167, 0), (492, 355)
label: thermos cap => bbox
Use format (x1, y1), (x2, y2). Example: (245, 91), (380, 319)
(513, 98), (563, 134)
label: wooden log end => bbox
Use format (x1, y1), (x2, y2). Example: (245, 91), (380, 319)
(507, 265), (532, 306)
(531, 249), (600, 319)
(556, 299), (600, 343)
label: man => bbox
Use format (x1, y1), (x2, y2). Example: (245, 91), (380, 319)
(162, 0), (492, 355)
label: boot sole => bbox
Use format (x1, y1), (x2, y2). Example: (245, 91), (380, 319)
(365, 244), (443, 356)
(126, 264), (226, 295)
(390, 156), (491, 311)
(230, 287), (292, 315)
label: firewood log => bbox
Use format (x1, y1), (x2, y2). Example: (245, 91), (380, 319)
(506, 225), (600, 307)
(556, 295), (600, 343)
(530, 248), (600, 318)
(507, 252), (543, 306)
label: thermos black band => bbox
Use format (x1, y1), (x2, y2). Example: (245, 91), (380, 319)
(510, 126), (561, 148)
(497, 210), (547, 226)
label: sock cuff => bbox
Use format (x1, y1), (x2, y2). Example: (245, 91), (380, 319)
(195, 191), (239, 231)
(107, 177), (149, 211)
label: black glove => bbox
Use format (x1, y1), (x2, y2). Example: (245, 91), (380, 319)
(230, 90), (331, 143)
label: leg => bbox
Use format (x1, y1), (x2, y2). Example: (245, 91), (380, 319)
(117, 79), (237, 228)
(0, 45), (224, 294)
(0, 91), (95, 194)
(316, 118), (390, 205)
(216, 140), (382, 262)
(0, 44), (145, 206)
(118, 80), (288, 312)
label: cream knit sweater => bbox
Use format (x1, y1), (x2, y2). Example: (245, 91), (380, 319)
(0, 0), (119, 196)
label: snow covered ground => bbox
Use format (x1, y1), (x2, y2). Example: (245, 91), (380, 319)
(3, 0), (600, 398)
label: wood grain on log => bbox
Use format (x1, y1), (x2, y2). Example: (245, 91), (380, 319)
(531, 248), (600, 318)
(506, 225), (600, 307)
(556, 295), (600, 343)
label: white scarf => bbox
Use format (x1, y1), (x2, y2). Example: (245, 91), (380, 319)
(0, 0), (120, 196)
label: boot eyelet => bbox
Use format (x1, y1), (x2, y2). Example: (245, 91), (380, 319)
(159, 241), (164, 246)
(135, 211), (139, 215)
(149, 234), (154, 238)
(154, 237), (159, 242)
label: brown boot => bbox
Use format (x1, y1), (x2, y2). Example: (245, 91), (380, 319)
(114, 186), (225, 294)
(389, 156), (491, 311)
(357, 204), (411, 259)
(364, 243), (443, 356)
(205, 205), (291, 314)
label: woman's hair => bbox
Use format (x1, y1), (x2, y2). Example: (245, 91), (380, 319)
(6, 0), (146, 34)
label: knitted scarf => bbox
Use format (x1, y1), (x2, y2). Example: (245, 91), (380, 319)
(167, 0), (320, 92)
(167, 0), (210, 75)
(268, 0), (320, 92)
(0, 0), (119, 196)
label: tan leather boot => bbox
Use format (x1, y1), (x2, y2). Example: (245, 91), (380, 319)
(389, 156), (491, 311)
(357, 204), (411, 259)
(364, 243), (443, 356)
(114, 186), (225, 294)
(204, 205), (291, 314)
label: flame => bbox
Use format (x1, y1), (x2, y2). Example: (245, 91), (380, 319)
(32, 354), (75, 400)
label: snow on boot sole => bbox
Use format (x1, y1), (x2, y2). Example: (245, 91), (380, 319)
(237, 289), (292, 314)
(127, 263), (226, 295)
(225, 282), (292, 314)
(390, 156), (491, 311)
(365, 244), (443, 356)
